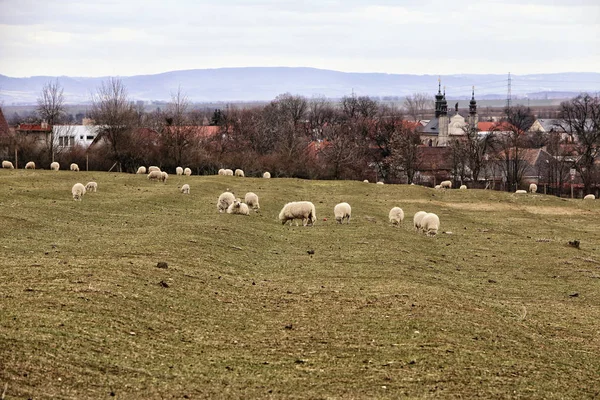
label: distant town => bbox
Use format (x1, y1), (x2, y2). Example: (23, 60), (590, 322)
(1, 69), (599, 198)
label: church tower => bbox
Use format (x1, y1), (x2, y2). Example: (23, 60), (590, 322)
(468, 86), (478, 128)
(438, 86), (449, 146)
(434, 79), (444, 118)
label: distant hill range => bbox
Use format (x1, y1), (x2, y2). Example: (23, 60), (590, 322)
(1, 67), (599, 105)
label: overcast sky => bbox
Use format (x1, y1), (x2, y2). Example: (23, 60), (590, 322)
(0, 0), (599, 78)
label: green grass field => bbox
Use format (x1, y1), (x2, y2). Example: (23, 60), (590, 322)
(1, 170), (599, 399)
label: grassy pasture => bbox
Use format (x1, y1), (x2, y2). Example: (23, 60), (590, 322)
(0, 169), (599, 399)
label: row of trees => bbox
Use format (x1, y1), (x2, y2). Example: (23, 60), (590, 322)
(5, 79), (600, 193)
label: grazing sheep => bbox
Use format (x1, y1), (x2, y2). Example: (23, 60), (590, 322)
(245, 192), (260, 210)
(25, 161), (36, 169)
(160, 171), (168, 183)
(71, 183), (86, 201)
(278, 201), (316, 226)
(184, 167), (192, 176)
(227, 199), (250, 215)
(50, 161), (60, 171)
(176, 167), (183, 176)
(218, 168), (225, 175)
(70, 163), (79, 172)
(376, 181), (384, 185)
(148, 166), (160, 173)
(263, 171), (271, 179)
(363, 179), (369, 183)
(180, 184), (190, 194)
(85, 182), (97, 192)
(434, 185), (441, 190)
(136, 166), (147, 174)
(389, 207), (404, 226)
(413, 211), (427, 231)
(217, 191), (236, 213)
(515, 190), (527, 194)
(334, 202), (351, 224)
(224, 169), (234, 176)
(421, 213), (440, 236)
(235, 168), (245, 177)
(147, 170), (163, 181)
(583, 194), (595, 200)
(459, 185), (467, 190)
(2, 160), (14, 169)
(440, 180), (452, 189)
(529, 183), (538, 193)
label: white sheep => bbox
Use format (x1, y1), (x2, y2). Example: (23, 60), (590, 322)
(583, 194), (595, 200)
(136, 166), (147, 174)
(224, 169), (234, 176)
(529, 183), (538, 193)
(389, 207), (404, 226)
(263, 171), (271, 178)
(2, 160), (14, 169)
(363, 179), (369, 183)
(85, 182), (97, 192)
(515, 190), (527, 194)
(235, 168), (245, 177)
(278, 201), (316, 226)
(72, 183), (86, 201)
(440, 180), (452, 189)
(413, 211), (427, 231)
(70, 163), (79, 172)
(218, 168), (225, 175)
(245, 192), (260, 210)
(176, 167), (183, 175)
(217, 191), (236, 213)
(334, 202), (351, 224)
(180, 184), (190, 194)
(50, 161), (60, 171)
(160, 171), (168, 183)
(25, 161), (36, 169)
(148, 166), (160, 173)
(459, 185), (467, 190)
(376, 181), (384, 185)
(434, 185), (441, 190)
(227, 199), (250, 215)
(421, 213), (440, 236)
(184, 167), (192, 176)
(147, 170), (163, 181)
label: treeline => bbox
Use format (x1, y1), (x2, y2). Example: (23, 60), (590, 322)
(5, 78), (600, 193)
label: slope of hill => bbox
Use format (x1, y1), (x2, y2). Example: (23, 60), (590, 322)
(1, 67), (599, 104)
(1, 170), (599, 398)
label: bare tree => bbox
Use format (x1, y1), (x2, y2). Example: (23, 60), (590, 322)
(90, 78), (138, 172)
(557, 93), (600, 194)
(270, 93), (309, 159)
(319, 111), (366, 180)
(403, 92), (433, 121)
(160, 87), (200, 168)
(504, 104), (535, 132)
(307, 95), (335, 140)
(496, 105), (536, 190)
(461, 124), (496, 183)
(37, 79), (66, 161)
(388, 122), (422, 184)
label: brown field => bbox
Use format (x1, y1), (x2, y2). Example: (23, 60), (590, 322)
(1, 170), (599, 399)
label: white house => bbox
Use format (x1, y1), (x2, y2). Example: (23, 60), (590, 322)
(53, 125), (99, 149)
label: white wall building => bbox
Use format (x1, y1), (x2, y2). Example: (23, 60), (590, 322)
(52, 125), (99, 149)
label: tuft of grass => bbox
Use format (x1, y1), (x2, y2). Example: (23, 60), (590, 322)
(1, 170), (599, 399)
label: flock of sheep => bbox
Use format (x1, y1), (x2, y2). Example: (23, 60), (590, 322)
(207, 168), (442, 235)
(2, 160), (597, 215)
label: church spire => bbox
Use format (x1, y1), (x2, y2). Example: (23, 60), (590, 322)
(469, 85), (477, 116)
(440, 86), (447, 116)
(434, 77), (444, 118)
